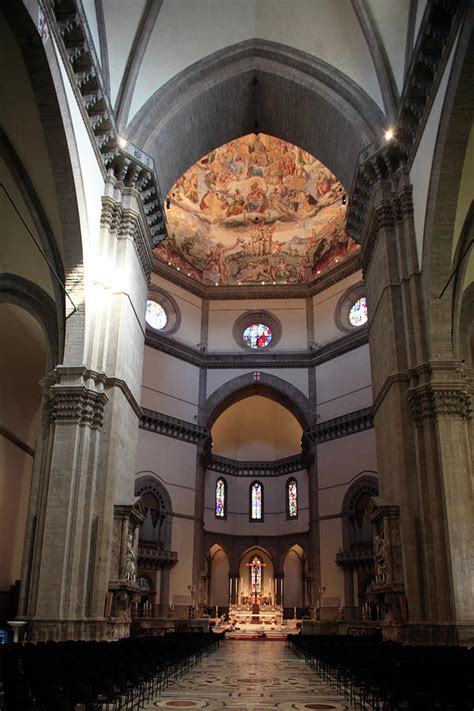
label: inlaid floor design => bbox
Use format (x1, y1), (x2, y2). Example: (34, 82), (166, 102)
(145, 640), (353, 710)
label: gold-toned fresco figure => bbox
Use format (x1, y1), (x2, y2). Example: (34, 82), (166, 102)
(158, 133), (359, 285)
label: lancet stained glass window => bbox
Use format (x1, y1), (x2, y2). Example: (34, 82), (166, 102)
(243, 323), (272, 349)
(215, 478), (226, 518)
(348, 297), (368, 327)
(287, 478), (298, 518)
(146, 300), (167, 330)
(249, 556), (263, 594)
(251, 481), (263, 520)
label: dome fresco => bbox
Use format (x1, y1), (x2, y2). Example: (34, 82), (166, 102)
(155, 133), (360, 286)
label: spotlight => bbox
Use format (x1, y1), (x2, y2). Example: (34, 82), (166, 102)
(385, 129), (394, 141)
(342, 194), (347, 205)
(118, 136), (127, 148)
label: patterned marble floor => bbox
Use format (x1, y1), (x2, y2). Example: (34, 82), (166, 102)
(145, 640), (353, 710)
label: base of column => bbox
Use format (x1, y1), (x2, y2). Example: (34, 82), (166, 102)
(21, 617), (131, 642)
(302, 620), (474, 646)
(383, 622), (474, 647)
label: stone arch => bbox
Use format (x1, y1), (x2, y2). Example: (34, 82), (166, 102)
(2, 2), (87, 358)
(421, 26), (474, 357)
(0, 274), (60, 369)
(128, 39), (386, 195)
(200, 371), (312, 429)
(135, 473), (173, 550)
(341, 473), (379, 551)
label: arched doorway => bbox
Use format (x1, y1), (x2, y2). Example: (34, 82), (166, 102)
(208, 544), (230, 617)
(283, 545), (305, 619)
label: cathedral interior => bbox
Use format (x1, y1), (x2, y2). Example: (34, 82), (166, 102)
(0, 0), (473, 687)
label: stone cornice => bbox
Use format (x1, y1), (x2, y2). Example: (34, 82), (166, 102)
(152, 254), (361, 301)
(139, 406), (374, 454)
(372, 360), (472, 419)
(406, 384), (472, 424)
(43, 0), (167, 249)
(208, 454), (305, 478)
(303, 407), (373, 447)
(145, 326), (369, 369)
(140, 408), (211, 445)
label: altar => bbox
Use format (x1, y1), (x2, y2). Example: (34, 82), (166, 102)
(228, 603), (283, 626)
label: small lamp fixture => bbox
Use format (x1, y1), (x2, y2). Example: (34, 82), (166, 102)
(118, 135), (127, 148)
(384, 129), (394, 141)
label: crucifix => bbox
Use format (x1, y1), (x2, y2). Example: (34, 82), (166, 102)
(246, 558), (266, 605)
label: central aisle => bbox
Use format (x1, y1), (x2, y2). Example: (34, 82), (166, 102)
(146, 639), (352, 710)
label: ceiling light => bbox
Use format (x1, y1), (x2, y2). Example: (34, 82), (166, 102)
(385, 129), (394, 141)
(261, 281), (265, 285)
(177, 267), (180, 271)
(118, 136), (127, 148)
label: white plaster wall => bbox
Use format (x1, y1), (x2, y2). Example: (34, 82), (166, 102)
(366, 0), (410, 94)
(316, 345), (373, 420)
(313, 270), (364, 345)
(135, 430), (197, 516)
(319, 517), (344, 603)
(208, 298), (307, 352)
(206, 367), (309, 400)
(411, 35), (457, 263)
(211, 396), (302, 460)
(317, 429), (378, 508)
(150, 275), (202, 348)
(102, 0), (146, 105)
(141, 347), (200, 421)
(204, 469), (309, 536)
(129, 0), (383, 121)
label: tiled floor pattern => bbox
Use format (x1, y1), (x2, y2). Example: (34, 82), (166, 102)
(145, 640), (353, 710)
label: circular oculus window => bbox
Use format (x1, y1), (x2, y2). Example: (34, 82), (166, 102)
(334, 282), (368, 333)
(243, 323), (272, 349)
(146, 300), (167, 330)
(348, 296), (368, 327)
(233, 310), (282, 351)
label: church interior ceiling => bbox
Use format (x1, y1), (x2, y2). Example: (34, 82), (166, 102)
(156, 133), (360, 286)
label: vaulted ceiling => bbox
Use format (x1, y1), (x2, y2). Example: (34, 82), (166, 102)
(83, 0), (415, 132)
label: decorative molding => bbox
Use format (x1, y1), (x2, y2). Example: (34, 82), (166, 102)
(145, 326), (368, 369)
(46, 387), (108, 429)
(303, 407), (373, 446)
(406, 385), (472, 424)
(208, 453), (306, 478)
(151, 253), (361, 301)
(44, 0), (167, 248)
(140, 408), (210, 445)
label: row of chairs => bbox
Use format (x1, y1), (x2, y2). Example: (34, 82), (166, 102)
(0, 631), (224, 711)
(288, 634), (474, 710)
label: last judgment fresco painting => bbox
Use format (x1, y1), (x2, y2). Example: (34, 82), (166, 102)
(156, 133), (359, 286)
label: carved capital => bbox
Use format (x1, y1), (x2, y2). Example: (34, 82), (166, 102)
(46, 387), (108, 429)
(406, 385), (472, 425)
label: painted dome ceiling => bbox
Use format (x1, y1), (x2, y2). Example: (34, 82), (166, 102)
(155, 133), (360, 286)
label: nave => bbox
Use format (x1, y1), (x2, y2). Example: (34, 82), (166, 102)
(145, 640), (350, 710)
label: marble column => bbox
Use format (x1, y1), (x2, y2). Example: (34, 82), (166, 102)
(159, 564), (171, 619)
(358, 158), (473, 643)
(18, 175), (153, 640)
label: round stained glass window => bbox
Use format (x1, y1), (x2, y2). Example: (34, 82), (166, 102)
(243, 323), (272, 349)
(146, 300), (167, 330)
(348, 297), (368, 327)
